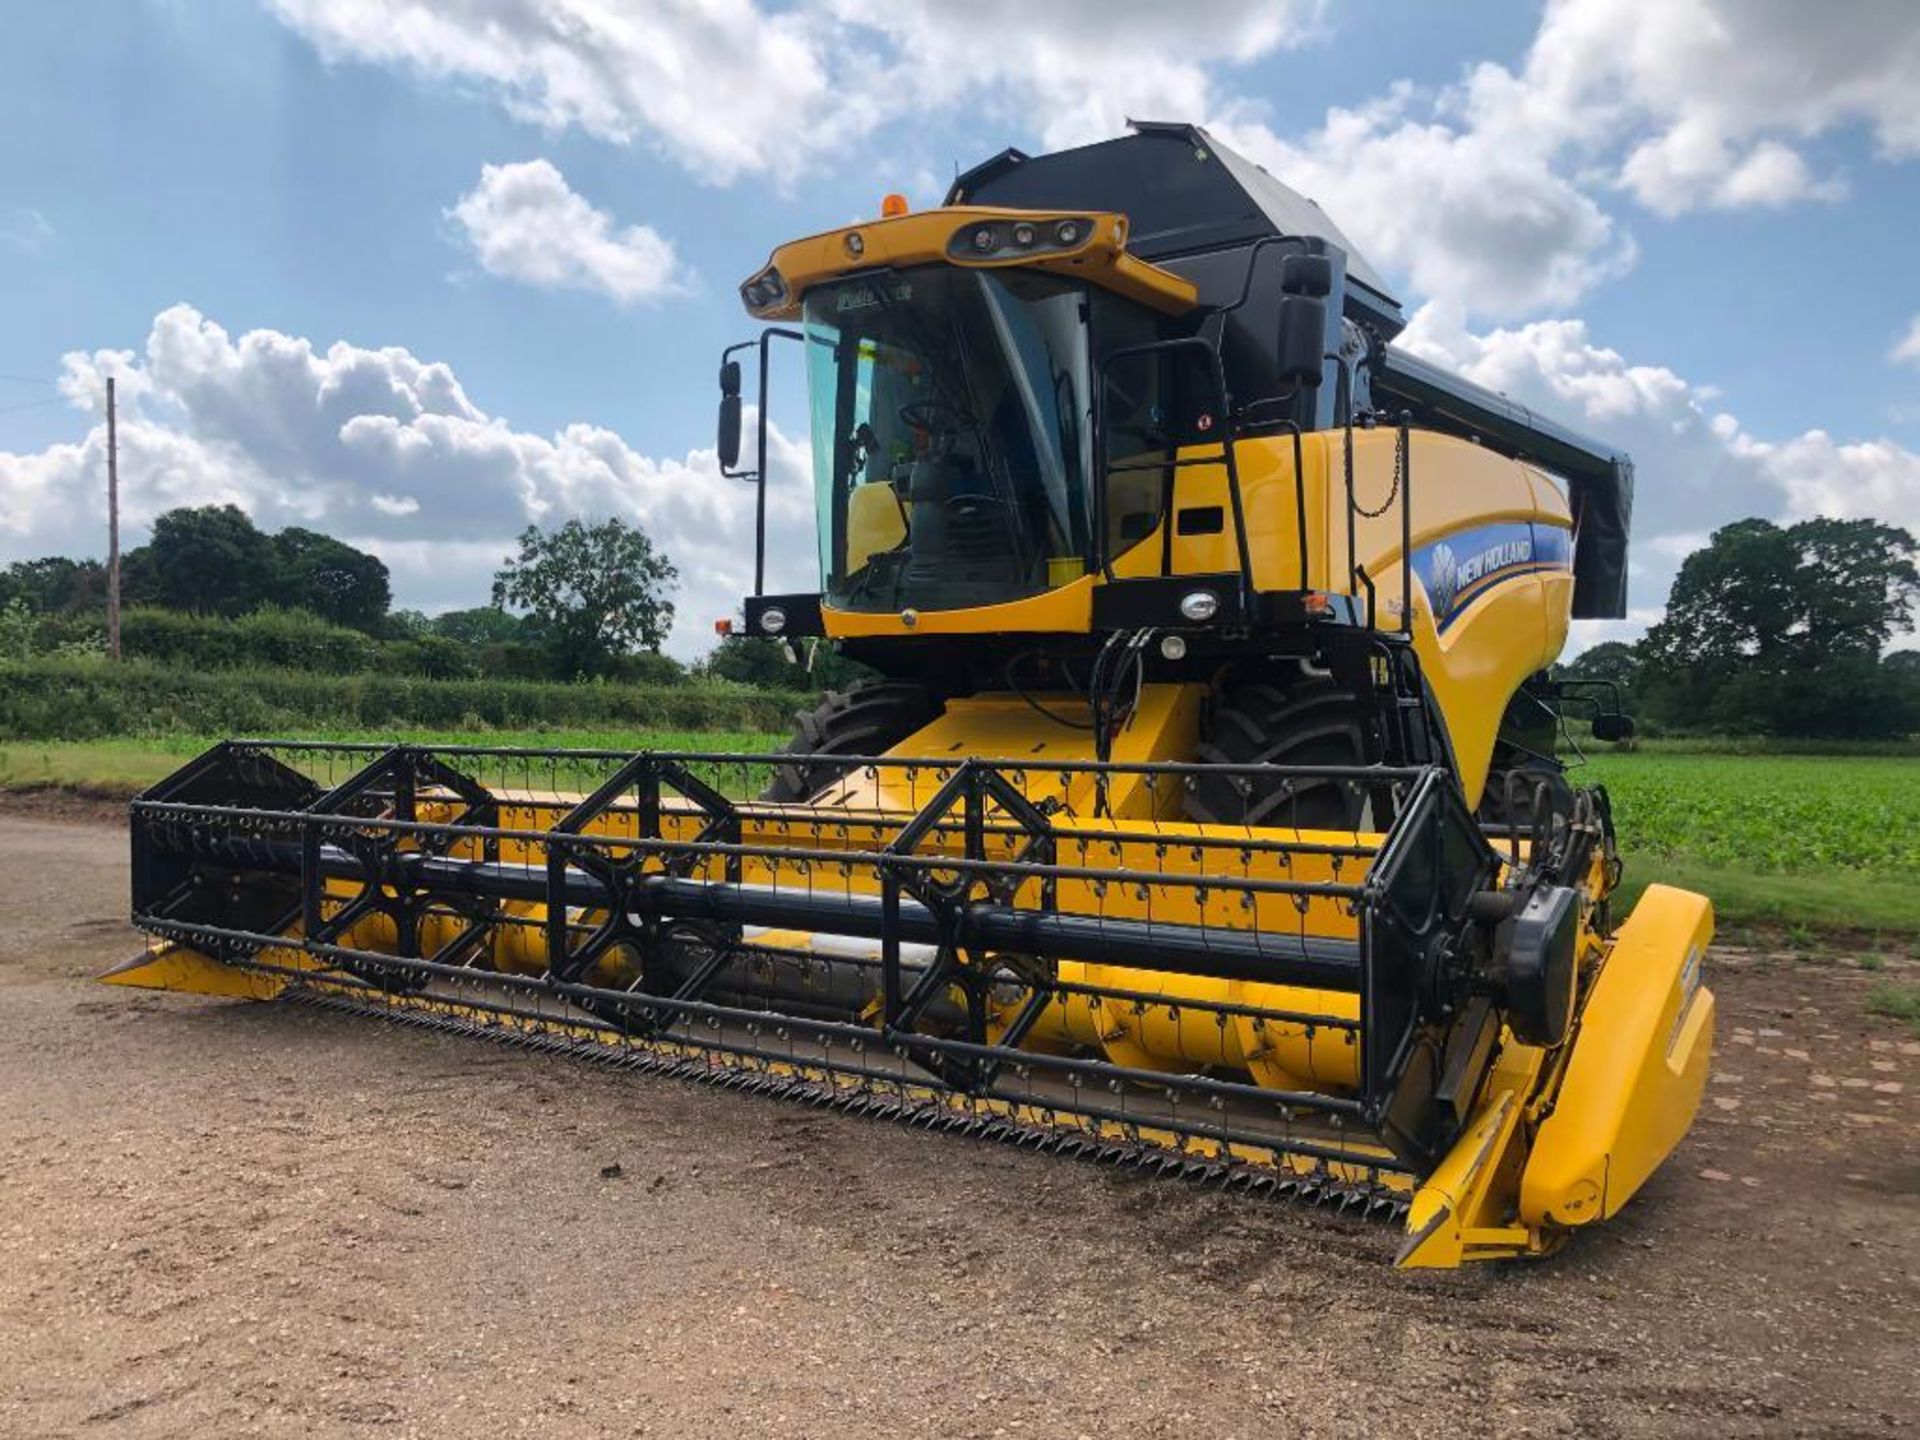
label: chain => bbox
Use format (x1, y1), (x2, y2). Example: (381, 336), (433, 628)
(1352, 424), (1402, 519)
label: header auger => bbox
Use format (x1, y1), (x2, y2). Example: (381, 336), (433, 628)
(112, 122), (1714, 1267)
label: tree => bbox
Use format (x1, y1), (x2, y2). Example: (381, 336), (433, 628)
(701, 637), (879, 691)
(1560, 639), (1641, 693)
(431, 605), (526, 648)
(1638, 517), (1919, 736)
(704, 637), (801, 688)
(122, 505), (280, 617)
(0, 557), (105, 614)
(273, 527), (391, 631)
(1792, 517), (1920, 657)
(380, 609), (433, 640)
(491, 518), (677, 678)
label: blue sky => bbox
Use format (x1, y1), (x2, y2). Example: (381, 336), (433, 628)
(2, 0), (1917, 655)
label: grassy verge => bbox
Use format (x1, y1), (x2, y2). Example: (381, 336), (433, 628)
(0, 729), (786, 801)
(1612, 856), (1920, 941)
(1866, 981), (1920, 1033)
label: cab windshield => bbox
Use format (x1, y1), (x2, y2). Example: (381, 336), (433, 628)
(803, 267), (1095, 613)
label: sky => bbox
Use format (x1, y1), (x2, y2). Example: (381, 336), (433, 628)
(1, 0), (1917, 658)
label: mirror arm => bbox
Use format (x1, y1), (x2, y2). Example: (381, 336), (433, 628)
(718, 330), (803, 596)
(748, 328), (804, 596)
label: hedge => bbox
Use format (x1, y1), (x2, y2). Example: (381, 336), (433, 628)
(120, 606), (378, 674)
(0, 658), (807, 740)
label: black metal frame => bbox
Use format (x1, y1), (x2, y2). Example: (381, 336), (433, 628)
(130, 739), (1500, 1178)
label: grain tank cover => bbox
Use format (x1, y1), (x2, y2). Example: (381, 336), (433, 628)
(947, 120), (1405, 332)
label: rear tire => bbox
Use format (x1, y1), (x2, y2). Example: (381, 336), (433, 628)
(761, 682), (941, 802)
(1186, 677), (1373, 830)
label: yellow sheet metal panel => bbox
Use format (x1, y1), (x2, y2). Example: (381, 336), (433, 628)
(1397, 1091), (1526, 1268)
(1520, 884), (1716, 1227)
(1329, 430), (1572, 805)
(101, 941), (289, 1000)
(845, 482), (907, 574)
(809, 683), (1200, 817)
(824, 571), (1095, 636)
(1162, 432), (1336, 592)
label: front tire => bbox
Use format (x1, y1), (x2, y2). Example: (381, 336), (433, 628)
(760, 682), (941, 802)
(1186, 677), (1374, 830)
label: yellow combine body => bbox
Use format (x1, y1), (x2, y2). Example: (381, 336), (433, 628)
(113, 122), (1712, 1267)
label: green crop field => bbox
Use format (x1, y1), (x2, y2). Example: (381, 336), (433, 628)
(1578, 752), (1920, 875)
(1576, 751), (1920, 937)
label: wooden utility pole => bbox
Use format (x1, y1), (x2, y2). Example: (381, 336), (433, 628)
(106, 376), (121, 661)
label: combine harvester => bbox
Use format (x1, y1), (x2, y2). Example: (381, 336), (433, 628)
(112, 124), (1714, 1267)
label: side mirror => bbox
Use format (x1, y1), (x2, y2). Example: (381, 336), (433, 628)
(1276, 294), (1327, 388)
(1591, 713), (1635, 742)
(1276, 252), (1333, 388)
(718, 359), (743, 472)
(1280, 253), (1333, 298)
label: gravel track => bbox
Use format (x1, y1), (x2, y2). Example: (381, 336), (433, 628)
(0, 813), (1912, 1438)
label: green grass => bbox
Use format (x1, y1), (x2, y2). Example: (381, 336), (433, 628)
(1866, 981), (1920, 1033)
(0, 728), (786, 799)
(1610, 856), (1920, 937)
(0, 740), (194, 794)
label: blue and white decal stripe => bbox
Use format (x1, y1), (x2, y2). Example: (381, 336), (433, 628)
(1415, 522), (1573, 633)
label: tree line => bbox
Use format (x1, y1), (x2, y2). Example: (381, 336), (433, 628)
(1562, 516), (1919, 739)
(0, 502), (860, 688)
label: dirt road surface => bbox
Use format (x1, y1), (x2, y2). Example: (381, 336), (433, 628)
(0, 813), (1912, 1438)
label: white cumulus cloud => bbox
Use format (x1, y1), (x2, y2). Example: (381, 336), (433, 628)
(0, 305), (810, 657)
(448, 159), (686, 304)
(1894, 316), (1920, 367)
(1213, 94), (1636, 319)
(265, 0), (1322, 185)
(266, 0), (1920, 322)
(823, 0), (1319, 152)
(1397, 301), (1920, 652)
(266, 0), (849, 183)
(1213, 0), (1920, 315)
(1536, 0), (1920, 213)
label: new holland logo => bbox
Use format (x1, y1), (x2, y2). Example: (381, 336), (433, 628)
(1426, 532), (1537, 618)
(1456, 537), (1534, 592)
(1426, 542), (1461, 616)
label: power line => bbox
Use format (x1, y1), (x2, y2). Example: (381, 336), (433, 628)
(0, 394), (66, 418)
(0, 372), (57, 386)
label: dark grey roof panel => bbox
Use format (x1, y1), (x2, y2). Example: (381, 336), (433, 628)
(1185, 124), (1393, 300)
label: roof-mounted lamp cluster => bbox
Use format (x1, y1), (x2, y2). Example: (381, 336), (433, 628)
(947, 215), (1102, 262)
(739, 266), (788, 310)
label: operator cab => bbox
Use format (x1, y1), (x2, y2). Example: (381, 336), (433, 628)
(803, 265), (1185, 614)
